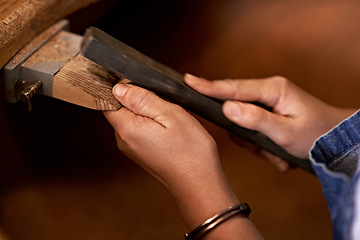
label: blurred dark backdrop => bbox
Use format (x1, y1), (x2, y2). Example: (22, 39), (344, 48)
(1, 0), (360, 239)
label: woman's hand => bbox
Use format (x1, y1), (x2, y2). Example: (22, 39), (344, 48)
(103, 83), (219, 189)
(185, 74), (356, 167)
(104, 84), (260, 236)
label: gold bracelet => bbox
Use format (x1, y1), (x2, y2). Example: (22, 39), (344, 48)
(184, 203), (251, 240)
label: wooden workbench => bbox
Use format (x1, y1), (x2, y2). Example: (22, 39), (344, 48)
(0, 0), (103, 68)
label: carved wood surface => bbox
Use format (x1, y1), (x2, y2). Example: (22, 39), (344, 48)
(53, 54), (121, 111)
(0, 0), (100, 68)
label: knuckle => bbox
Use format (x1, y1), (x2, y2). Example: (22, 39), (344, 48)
(119, 127), (136, 142)
(269, 76), (289, 89)
(270, 75), (288, 83)
(263, 76), (290, 105)
(172, 104), (187, 115)
(223, 79), (240, 98)
(273, 131), (293, 149)
(166, 102), (185, 116)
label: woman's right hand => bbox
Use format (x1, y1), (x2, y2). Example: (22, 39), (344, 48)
(185, 74), (357, 168)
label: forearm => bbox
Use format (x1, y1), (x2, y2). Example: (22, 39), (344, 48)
(166, 160), (263, 239)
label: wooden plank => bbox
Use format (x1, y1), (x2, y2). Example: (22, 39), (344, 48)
(81, 27), (315, 174)
(53, 54), (121, 111)
(0, 0), (100, 68)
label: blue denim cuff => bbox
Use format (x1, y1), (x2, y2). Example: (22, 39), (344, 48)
(311, 110), (360, 177)
(310, 109), (360, 240)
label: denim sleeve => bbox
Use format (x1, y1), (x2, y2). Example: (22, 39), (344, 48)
(310, 110), (360, 240)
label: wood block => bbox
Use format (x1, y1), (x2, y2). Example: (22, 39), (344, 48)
(53, 54), (121, 111)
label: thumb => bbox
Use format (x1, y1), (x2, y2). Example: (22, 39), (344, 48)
(112, 83), (172, 122)
(223, 100), (293, 144)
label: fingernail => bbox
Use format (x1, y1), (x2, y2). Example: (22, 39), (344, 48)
(113, 84), (129, 97)
(224, 101), (242, 117)
(184, 73), (199, 83)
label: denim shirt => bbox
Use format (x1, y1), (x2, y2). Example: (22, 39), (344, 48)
(310, 110), (360, 240)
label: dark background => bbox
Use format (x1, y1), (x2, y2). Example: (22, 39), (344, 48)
(1, 0), (360, 239)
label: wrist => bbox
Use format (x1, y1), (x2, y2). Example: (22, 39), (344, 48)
(185, 203), (251, 240)
(166, 162), (240, 230)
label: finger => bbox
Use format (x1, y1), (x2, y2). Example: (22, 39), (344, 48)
(185, 74), (285, 108)
(223, 100), (293, 145)
(112, 83), (174, 124)
(184, 73), (229, 99)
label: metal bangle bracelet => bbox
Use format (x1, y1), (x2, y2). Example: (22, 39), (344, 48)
(184, 203), (251, 240)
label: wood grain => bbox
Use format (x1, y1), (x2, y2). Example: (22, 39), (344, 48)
(0, 0), (100, 68)
(53, 54), (121, 111)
